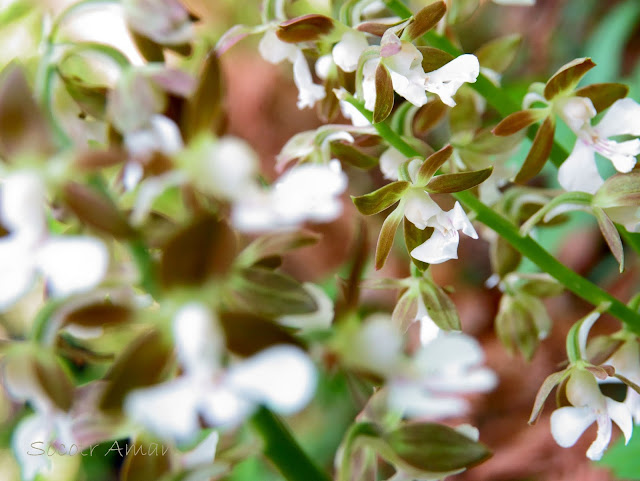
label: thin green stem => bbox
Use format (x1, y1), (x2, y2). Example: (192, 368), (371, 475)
(250, 407), (331, 481)
(344, 94), (640, 332)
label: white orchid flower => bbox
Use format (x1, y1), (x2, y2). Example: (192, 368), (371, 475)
(232, 159), (347, 232)
(558, 98), (640, 194)
(550, 368), (632, 460)
(125, 304), (317, 443)
(361, 29), (479, 110)
(259, 28), (326, 109)
(0, 172), (108, 311)
(4, 355), (76, 481)
(404, 190), (478, 264)
(332, 29), (369, 73)
(388, 332), (497, 420)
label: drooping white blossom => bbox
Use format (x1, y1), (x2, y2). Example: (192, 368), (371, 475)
(558, 98), (640, 194)
(0, 172), (108, 311)
(125, 304), (317, 442)
(550, 368), (632, 461)
(404, 190), (478, 264)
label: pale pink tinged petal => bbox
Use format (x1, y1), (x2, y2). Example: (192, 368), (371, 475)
(550, 406), (596, 448)
(258, 28), (298, 64)
(379, 147), (407, 180)
(201, 385), (253, 427)
(556, 97), (596, 133)
(173, 303), (223, 375)
(332, 30), (369, 73)
(278, 283), (334, 330)
(12, 414), (52, 481)
(292, 51), (326, 109)
(410, 229), (460, 264)
(566, 369), (606, 410)
(448, 202), (478, 239)
(0, 239), (35, 311)
(225, 346), (317, 414)
(424, 54), (480, 107)
(587, 414), (612, 460)
(403, 190), (441, 230)
(384, 40), (422, 78)
(181, 431), (219, 469)
(1, 172), (46, 237)
(37, 236), (108, 297)
(596, 98), (640, 138)
(125, 379), (202, 443)
(606, 398), (633, 444)
(557, 141), (603, 194)
(362, 58), (380, 111)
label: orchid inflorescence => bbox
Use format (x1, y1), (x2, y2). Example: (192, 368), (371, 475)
(0, 0), (639, 480)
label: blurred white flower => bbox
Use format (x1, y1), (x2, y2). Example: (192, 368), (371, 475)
(232, 159), (347, 232)
(550, 368), (632, 460)
(404, 190), (478, 264)
(125, 304), (317, 442)
(558, 98), (640, 194)
(389, 332), (497, 420)
(0, 172), (108, 311)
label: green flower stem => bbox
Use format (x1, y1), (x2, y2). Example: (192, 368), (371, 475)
(344, 93), (640, 332)
(249, 407), (331, 481)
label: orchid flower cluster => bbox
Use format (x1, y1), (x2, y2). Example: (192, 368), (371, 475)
(0, 0), (639, 480)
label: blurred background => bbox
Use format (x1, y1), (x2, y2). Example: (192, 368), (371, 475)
(0, 0), (638, 480)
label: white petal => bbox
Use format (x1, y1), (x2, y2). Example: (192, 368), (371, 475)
(1, 172), (46, 238)
(12, 414), (52, 481)
(278, 283), (334, 330)
(597, 138), (640, 173)
(204, 136), (260, 200)
(410, 229), (460, 264)
(556, 96), (596, 133)
(606, 398), (633, 445)
(332, 30), (368, 73)
(403, 190), (441, 230)
(292, 51), (326, 109)
(200, 385), (253, 427)
(577, 312), (600, 360)
(550, 406), (596, 448)
(388, 382), (469, 419)
(276, 131), (316, 170)
(125, 115), (183, 159)
(181, 431), (219, 469)
(362, 58), (380, 111)
(416, 332), (484, 371)
(340, 100), (371, 127)
(0, 238), (36, 311)
(587, 413), (612, 461)
(173, 303), (223, 375)
(566, 369), (606, 411)
(419, 316), (441, 345)
(125, 378), (201, 443)
(424, 54), (480, 107)
(37, 236), (108, 297)
(315, 54), (333, 80)
(379, 147), (407, 181)
(231, 190), (279, 233)
(389, 70), (428, 107)
(596, 98), (640, 138)
(448, 202), (478, 239)
(225, 346), (317, 414)
(258, 28), (297, 64)
(557, 141), (603, 194)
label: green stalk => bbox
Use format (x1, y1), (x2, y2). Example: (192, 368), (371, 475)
(344, 94), (640, 332)
(250, 407), (331, 481)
